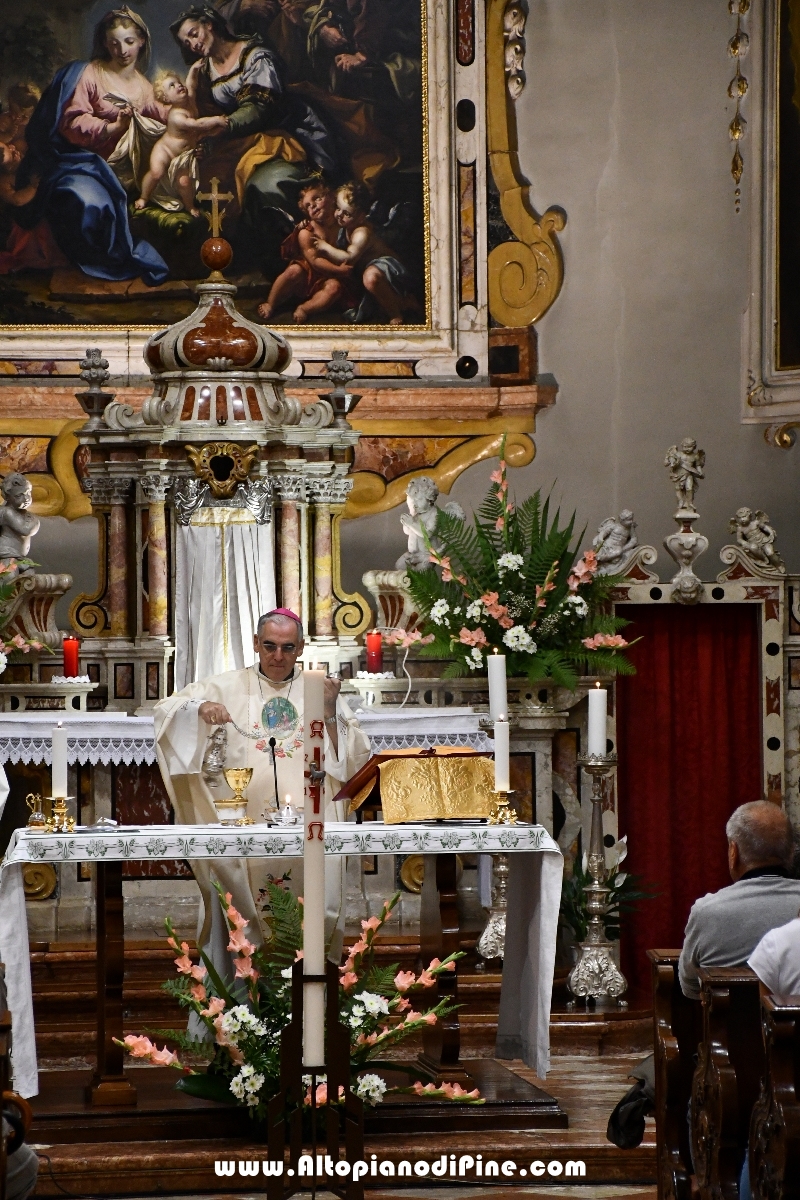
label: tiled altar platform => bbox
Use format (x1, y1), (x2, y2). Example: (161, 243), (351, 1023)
(29, 1056), (655, 1195)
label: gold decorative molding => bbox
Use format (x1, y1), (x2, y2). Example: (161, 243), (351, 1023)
(186, 443), (259, 498)
(764, 421), (800, 449)
(69, 511), (110, 635)
(22, 861), (57, 900)
(727, 0), (750, 212)
(331, 511), (372, 638)
(486, 0), (566, 326)
(343, 432), (535, 519)
(0, 419), (90, 520)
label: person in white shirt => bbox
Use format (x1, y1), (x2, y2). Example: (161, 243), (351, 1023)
(748, 911), (800, 996)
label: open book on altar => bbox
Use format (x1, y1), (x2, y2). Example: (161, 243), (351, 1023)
(332, 749), (496, 823)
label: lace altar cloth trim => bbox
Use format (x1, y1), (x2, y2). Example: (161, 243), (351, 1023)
(366, 731), (492, 752)
(1, 821), (559, 870)
(0, 736), (156, 766)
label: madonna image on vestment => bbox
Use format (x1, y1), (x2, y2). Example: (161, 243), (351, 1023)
(0, 1), (426, 328)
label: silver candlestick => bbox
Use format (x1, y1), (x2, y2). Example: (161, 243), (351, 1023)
(567, 752), (628, 1007)
(476, 854), (509, 962)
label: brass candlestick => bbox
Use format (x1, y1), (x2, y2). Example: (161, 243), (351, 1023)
(567, 753), (627, 1007)
(216, 767), (254, 826)
(488, 789), (517, 825)
(44, 796), (75, 834)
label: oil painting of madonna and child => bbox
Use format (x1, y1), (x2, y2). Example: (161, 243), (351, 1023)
(0, 1), (426, 328)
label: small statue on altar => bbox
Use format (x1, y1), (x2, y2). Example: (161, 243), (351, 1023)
(395, 476), (465, 571)
(0, 473), (39, 576)
(665, 438), (705, 513)
(592, 510), (638, 574)
(729, 507), (785, 572)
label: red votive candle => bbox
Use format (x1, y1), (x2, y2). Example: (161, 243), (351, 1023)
(365, 630), (383, 673)
(62, 636), (80, 678)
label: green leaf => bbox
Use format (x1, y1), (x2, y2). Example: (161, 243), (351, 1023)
(176, 1074), (236, 1105)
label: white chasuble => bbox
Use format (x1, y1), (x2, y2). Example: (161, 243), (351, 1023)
(153, 666), (371, 955)
(174, 508), (276, 690)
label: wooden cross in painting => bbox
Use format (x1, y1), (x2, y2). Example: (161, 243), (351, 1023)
(197, 177), (234, 237)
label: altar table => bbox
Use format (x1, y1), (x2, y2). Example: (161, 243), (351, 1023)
(0, 821), (562, 1100)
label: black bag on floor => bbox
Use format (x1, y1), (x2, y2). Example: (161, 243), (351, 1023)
(606, 1053), (656, 1149)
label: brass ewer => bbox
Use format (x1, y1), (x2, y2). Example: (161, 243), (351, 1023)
(26, 793), (47, 828)
(215, 767), (254, 826)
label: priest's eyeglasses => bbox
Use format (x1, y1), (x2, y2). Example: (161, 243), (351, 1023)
(260, 641), (298, 654)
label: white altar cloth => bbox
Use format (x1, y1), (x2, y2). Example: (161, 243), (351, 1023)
(0, 820), (561, 1098)
(0, 707), (490, 767)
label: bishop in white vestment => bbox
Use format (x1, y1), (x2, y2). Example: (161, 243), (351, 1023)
(153, 610), (370, 955)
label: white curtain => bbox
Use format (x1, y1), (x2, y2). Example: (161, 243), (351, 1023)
(174, 508), (275, 689)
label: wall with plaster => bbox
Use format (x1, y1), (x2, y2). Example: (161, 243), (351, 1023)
(343, 0), (800, 589)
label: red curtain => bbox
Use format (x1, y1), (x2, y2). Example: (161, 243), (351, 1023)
(616, 604), (762, 995)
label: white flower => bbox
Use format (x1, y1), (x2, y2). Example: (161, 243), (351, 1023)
(280, 965), (293, 979)
(470, 647), (483, 665)
(230, 1065), (265, 1105)
(498, 553), (524, 575)
(348, 1004), (365, 1029)
(219, 1005), (268, 1043)
(355, 1073), (388, 1106)
(430, 599), (450, 625)
(465, 600), (483, 622)
(0, 652), (7, 676)
(564, 595), (588, 617)
(355, 991), (389, 1017)
(502, 625), (538, 654)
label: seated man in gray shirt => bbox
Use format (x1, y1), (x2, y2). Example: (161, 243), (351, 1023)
(679, 800), (800, 999)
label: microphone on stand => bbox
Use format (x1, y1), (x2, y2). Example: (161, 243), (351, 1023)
(269, 736), (279, 812)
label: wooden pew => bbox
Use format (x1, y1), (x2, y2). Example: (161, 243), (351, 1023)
(748, 993), (800, 1200)
(690, 966), (764, 1200)
(649, 949), (702, 1200)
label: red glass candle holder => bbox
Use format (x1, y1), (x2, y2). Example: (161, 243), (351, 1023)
(62, 636), (80, 678)
(365, 630), (383, 673)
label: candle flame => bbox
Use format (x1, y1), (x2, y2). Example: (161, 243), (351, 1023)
(595, 681), (601, 688)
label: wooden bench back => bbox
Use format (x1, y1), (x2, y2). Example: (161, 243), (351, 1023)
(649, 949), (702, 1200)
(749, 992), (800, 1200)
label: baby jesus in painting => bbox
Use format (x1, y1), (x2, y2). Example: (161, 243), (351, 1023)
(257, 182), (357, 324)
(134, 71), (227, 217)
(0, 141), (38, 207)
(313, 182), (419, 325)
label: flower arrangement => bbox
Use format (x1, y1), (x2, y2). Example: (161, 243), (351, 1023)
(559, 838), (655, 943)
(403, 447), (635, 689)
(116, 883), (483, 1116)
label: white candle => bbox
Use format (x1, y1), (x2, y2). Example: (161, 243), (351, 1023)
(493, 716), (511, 792)
(588, 684), (607, 757)
(488, 651), (507, 720)
(303, 669), (326, 1068)
(51, 720), (68, 800)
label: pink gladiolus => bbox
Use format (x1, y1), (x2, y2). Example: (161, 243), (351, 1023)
(356, 1032), (379, 1046)
(294, 948), (304, 961)
(403, 1011), (422, 1024)
(458, 626), (487, 647)
(340, 971), (359, 990)
(498, 615), (513, 628)
(200, 996), (226, 1019)
(190, 982), (207, 1002)
(412, 1081), (438, 1094)
(350, 939), (367, 958)
(361, 916), (382, 933)
(189, 964), (206, 982)
(394, 970), (416, 992)
(174, 953), (193, 975)
(234, 955), (259, 981)
(489, 468), (503, 484)
(495, 516), (504, 531)
(123, 1034), (154, 1058)
(417, 970), (435, 988)
(423, 1012), (438, 1025)
(167, 935), (181, 952)
(395, 996), (410, 1011)
(582, 633), (629, 651)
(11, 634), (26, 649)
(228, 928), (255, 956)
(149, 1045), (179, 1067)
(30, 641), (43, 651)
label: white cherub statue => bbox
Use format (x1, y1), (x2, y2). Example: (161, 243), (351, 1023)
(665, 438), (705, 513)
(396, 476), (465, 571)
(0, 473), (39, 577)
(592, 510), (638, 574)
(729, 507), (785, 572)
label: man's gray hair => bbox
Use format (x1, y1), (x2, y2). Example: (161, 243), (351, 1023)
(256, 610), (304, 641)
(725, 800), (794, 869)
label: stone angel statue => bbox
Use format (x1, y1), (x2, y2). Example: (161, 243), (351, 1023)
(395, 476), (465, 571)
(665, 438), (705, 513)
(592, 510), (638, 574)
(729, 507), (785, 572)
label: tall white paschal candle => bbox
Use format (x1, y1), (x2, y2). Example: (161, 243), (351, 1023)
(487, 651), (507, 721)
(493, 716), (511, 792)
(302, 669), (327, 1068)
(587, 684), (607, 757)
(51, 720), (68, 800)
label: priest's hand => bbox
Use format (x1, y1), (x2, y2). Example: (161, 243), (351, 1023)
(198, 701), (233, 726)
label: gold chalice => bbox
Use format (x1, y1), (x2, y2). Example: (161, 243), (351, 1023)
(215, 767), (254, 826)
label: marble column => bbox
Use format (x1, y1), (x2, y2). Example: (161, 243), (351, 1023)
(140, 475), (171, 638)
(313, 498), (333, 638)
(276, 476), (303, 619)
(107, 479), (133, 639)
